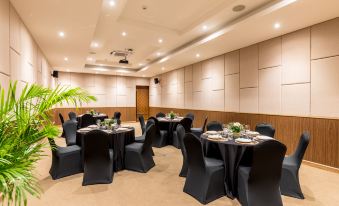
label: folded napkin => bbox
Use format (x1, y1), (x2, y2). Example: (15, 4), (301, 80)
(116, 127), (129, 131)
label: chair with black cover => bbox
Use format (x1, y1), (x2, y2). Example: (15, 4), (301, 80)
(172, 117), (192, 149)
(135, 119), (154, 143)
(79, 113), (95, 128)
(156, 112), (166, 118)
(191, 116), (208, 137)
(280, 133), (310, 199)
(68, 112), (77, 122)
(63, 120), (77, 146)
(48, 138), (82, 180)
(183, 133), (225, 204)
(206, 121), (223, 131)
(237, 140), (286, 206)
(82, 130), (113, 186)
(185, 112), (195, 121)
(113, 111), (121, 120)
(125, 124), (156, 172)
(255, 123), (275, 138)
(138, 115), (146, 135)
(59, 113), (65, 137)
(176, 125), (188, 177)
(149, 116), (168, 148)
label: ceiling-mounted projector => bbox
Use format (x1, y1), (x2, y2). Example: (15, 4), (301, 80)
(119, 58), (129, 64)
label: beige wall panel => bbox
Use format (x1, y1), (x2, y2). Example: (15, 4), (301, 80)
(94, 74), (107, 94)
(240, 88), (258, 113)
(0, 73), (10, 93)
(126, 88), (136, 107)
(106, 87), (117, 107)
(135, 77), (149, 86)
(20, 25), (36, 66)
(211, 55), (224, 90)
(311, 18), (339, 59)
(21, 59), (36, 84)
(15, 80), (26, 98)
(10, 49), (21, 81)
(36, 49), (42, 73)
(201, 59), (213, 79)
(70, 73), (84, 87)
(106, 75), (117, 87)
(177, 93), (185, 109)
(192, 62), (202, 92)
(225, 74), (240, 112)
(0, 0), (9, 75)
(177, 68), (184, 94)
(117, 95), (127, 107)
(184, 82), (193, 108)
(125, 77), (135, 88)
(259, 67), (281, 114)
(225, 50), (239, 75)
(259, 37), (281, 69)
(311, 57), (339, 117)
(41, 58), (50, 87)
(184, 65), (193, 82)
(57, 72), (71, 86)
(167, 70), (177, 85)
(282, 28), (310, 84)
(192, 91), (202, 109)
(207, 90), (224, 111)
(240, 44), (258, 88)
(9, 5), (21, 53)
(282, 83), (310, 116)
(160, 73), (167, 86)
(91, 94), (106, 107)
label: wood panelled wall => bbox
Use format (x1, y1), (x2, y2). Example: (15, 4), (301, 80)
(150, 107), (339, 169)
(54, 107), (136, 125)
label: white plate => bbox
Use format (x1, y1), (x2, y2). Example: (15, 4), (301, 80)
(235, 138), (252, 143)
(246, 131), (259, 136)
(205, 131), (218, 135)
(88, 125), (98, 129)
(257, 135), (273, 140)
(116, 127), (129, 131)
(208, 134), (222, 139)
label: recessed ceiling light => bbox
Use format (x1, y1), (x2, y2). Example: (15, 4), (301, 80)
(196, 53), (200, 58)
(66, 69), (70, 72)
(109, 1), (115, 7)
(202, 25), (208, 30)
(87, 57), (94, 61)
(139, 63), (144, 66)
(58, 31), (65, 38)
(158, 38), (163, 43)
(95, 71), (99, 74)
(156, 52), (161, 56)
(92, 42), (99, 48)
(64, 57), (68, 61)
(122, 31), (127, 36)
(142, 75), (145, 77)
(274, 22), (281, 29)
(161, 67), (165, 71)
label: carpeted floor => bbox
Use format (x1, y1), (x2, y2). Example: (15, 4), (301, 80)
(27, 122), (339, 206)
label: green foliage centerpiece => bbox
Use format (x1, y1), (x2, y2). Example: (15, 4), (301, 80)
(0, 81), (96, 205)
(227, 122), (244, 137)
(168, 111), (176, 119)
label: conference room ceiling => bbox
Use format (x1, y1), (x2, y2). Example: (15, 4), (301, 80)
(10, 0), (339, 77)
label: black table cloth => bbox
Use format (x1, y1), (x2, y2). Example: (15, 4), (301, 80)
(77, 127), (135, 172)
(77, 114), (109, 124)
(201, 134), (266, 199)
(157, 117), (182, 145)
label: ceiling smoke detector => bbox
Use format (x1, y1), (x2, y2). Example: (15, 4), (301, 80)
(232, 5), (246, 12)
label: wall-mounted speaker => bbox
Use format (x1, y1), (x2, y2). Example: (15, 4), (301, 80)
(51, 70), (59, 78)
(154, 78), (160, 84)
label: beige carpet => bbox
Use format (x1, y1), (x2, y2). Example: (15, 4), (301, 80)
(27, 122), (339, 206)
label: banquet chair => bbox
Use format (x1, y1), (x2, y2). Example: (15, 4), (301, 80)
(135, 119), (154, 143)
(191, 116), (208, 137)
(68, 112), (77, 122)
(138, 115), (146, 135)
(206, 121), (223, 131)
(148, 116), (168, 148)
(156, 112), (166, 118)
(63, 120), (77, 146)
(80, 114), (95, 128)
(113, 111), (121, 120)
(183, 133), (225, 204)
(280, 133), (310, 199)
(48, 138), (82, 180)
(82, 130), (113, 186)
(176, 125), (188, 177)
(125, 124), (156, 173)
(255, 123), (275, 138)
(185, 112), (195, 121)
(59, 113), (65, 137)
(172, 117), (192, 149)
(237, 140), (286, 206)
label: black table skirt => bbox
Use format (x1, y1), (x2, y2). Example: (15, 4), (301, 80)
(77, 129), (135, 172)
(158, 121), (179, 145)
(201, 137), (255, 199)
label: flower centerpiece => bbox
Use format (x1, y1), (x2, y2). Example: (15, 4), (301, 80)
(168, 111), (176, 119)
(89, 109), (96, 115)
(227, 122), (244, 137)
(104, 118), (115, 129)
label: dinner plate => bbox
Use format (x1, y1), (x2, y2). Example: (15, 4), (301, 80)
(205, 131), (218, 135)
(88, 125), (98, 129)
(256, 135), (273, 140)
(208, 134), (222, 139)
(79, 128), (92, 131)
(116, 127), (129, 131)
(246, 131), (260, 136)
(235, 138), (252, 143)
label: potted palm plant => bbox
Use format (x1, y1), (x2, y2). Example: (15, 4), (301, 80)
(0, 81), (96, 206)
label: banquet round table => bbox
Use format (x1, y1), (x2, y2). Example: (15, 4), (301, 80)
(77, 126), (135, 172)
(77, 114), (109, 123)
(157, 117), (183, 145)
(200, 134), (268, 199)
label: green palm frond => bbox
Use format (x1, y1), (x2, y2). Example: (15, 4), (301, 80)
(0, 81), (96, 206)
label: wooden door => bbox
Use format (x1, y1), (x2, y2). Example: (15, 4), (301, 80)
(136, 86), (149, 120)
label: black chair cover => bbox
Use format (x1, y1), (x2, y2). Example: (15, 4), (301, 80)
(185, 112), (195, 121)
(82, 130), (113, 186)
(80, 114), (95, 128)
(255, 123), (275, 138)
(125, 124), (156, 172)
(176, 125), (188, 177)
(156, 112), (166, 118)
(206, 121), (223, 131)
(280, 132), (310, 199)
(48, 138), (82, 180)
(148, 116), (168, 147)
(138, 115), (146, 135)
(173, 117), (192, 149)
(63, 120), (77, 146)
(183, 133), (225, 204)
(191, 116), (208, 137)
(113, 111), (121, 120)
(237, 140), (286, 206)
(68, 112), (77, 121)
